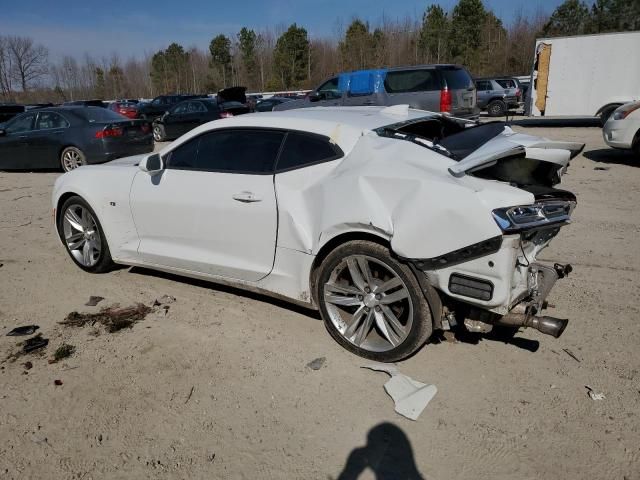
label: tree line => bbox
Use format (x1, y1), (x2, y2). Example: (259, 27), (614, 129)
(1, 0), (638, 104)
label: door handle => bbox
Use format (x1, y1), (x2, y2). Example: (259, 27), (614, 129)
(232, 191), (261, 203)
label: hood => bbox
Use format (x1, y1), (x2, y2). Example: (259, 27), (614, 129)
(105, 153), (147, 167)
(445, 125), (584, 187)
(217, 86), (247, 104)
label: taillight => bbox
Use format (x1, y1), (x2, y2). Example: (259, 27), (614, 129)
(220, 111), (233, 118)
(95, 127), (124, 139)
(440, 88), (452, 113)
(515, 88), (521, 98)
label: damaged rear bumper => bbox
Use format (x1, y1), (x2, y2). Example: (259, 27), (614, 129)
(411, 232), (572, 337)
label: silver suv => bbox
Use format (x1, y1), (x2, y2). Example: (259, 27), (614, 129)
(275, 65), (479, 119)
(475, 77), (523, 116)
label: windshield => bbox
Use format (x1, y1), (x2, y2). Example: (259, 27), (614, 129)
(74, 107), (127, 123)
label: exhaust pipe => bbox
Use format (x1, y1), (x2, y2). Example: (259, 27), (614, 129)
(494, 313), (568, 338)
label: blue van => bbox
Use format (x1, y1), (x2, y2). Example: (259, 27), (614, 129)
(275, 64), (478, 119)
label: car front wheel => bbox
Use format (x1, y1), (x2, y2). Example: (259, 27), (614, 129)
(316, 240), (433, 362)
(57, 196), (114, 273)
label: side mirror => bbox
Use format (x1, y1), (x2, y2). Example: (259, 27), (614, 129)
(0, 129), (5, 137)
(308, 92), (321, 102)
(139, 153), (164, 174)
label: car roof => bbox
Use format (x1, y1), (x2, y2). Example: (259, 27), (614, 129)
(175, 106), (437, 153)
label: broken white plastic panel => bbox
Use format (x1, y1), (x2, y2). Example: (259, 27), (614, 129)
(362, 364), (437, 421)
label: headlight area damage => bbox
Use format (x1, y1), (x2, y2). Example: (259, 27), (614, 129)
(407, 195), (576, 338)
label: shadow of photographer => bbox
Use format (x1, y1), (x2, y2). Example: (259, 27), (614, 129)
(335, 422), (425, 480)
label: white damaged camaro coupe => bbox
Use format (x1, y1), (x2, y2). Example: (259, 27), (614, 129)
(53, 106), (584, 361)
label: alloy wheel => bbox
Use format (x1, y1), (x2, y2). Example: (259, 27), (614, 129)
(323, 255), (414, 352)
(153, 126), (163, 142)
(62, 204), (102, 267)
(62, 149), (85, 171)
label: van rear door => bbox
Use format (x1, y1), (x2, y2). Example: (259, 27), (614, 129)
(438, 66), (477, 118)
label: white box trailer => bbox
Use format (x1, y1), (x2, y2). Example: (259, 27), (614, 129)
(528, 31), (640, 123)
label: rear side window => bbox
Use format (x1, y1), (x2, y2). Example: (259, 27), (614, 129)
(384, 69), (440, 93)
(167, 129), (285, 174)
(276, 132), (342, 171)
(439, 67), (474, 90)
(495, 79), (516, 89)
(36, 112), (69, 130)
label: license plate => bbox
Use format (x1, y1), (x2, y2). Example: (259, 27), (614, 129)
(127, 129), (138, 137)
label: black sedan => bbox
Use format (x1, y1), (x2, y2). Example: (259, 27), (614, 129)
(0, 107), (153, 171)
(152, 98), (249, 142)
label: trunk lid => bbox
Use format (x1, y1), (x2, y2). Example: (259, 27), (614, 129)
(444, 124), (584, 186)
(217, 86), (247, 104)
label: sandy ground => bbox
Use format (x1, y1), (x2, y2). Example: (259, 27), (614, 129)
(1, 122), (639, 480)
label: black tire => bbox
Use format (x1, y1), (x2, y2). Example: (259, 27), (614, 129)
(315, 240), (433, 362)
(633, 131), (640, 157)
(57, 195), (114, 273)
(60, 146), (87, 172)
(487, 99), (507, 117)
(153, 124), (166, 142)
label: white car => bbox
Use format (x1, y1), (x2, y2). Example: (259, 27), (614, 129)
(603, 101), (640, 155)
(52, 106), (584, 362)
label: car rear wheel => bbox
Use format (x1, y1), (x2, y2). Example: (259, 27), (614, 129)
(60, 147), (87, 172)
(57, 196), (114, 273)
(153, 124), (166, 142)
(487, 100), (506, 117)
(316, 240), (432, 362)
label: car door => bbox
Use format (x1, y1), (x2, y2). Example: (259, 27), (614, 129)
(129, 128), (285, 281)
(163, 102), (188, 138)
(313, 77), (343, 107)
(184, 101), (208, 133)
(0, 112), (36, 169)
(24, 111), (70, 168)
(476, 80), (491, 108)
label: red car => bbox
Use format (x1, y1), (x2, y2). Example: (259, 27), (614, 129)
(108, 101), (140, 119)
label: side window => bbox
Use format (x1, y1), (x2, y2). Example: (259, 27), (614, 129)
(167, 129), (285, 173)
(152, 97), (162, 106)
(317, 77), (341, 100)
(187, 101), (206, 113)
(384, 70), (439, 93)
(476, 81), (491, 91)
(35, 112), (69, 130)
(496, 79), (515, 89)
(172, 103), (188, 115)
(5, 113), (35, 134)
(165, 136), (200, 169)
(197, 130), (284, 173)
(276, 132), (342, 171)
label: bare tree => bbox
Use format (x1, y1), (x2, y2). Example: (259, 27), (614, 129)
(0, 37), (15, 100)
(7, 36), (48, 92)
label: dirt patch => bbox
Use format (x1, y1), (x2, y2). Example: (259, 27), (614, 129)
(60, 303), (153, 332)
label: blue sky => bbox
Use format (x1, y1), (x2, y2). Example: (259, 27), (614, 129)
(1, 0), (568, 60)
